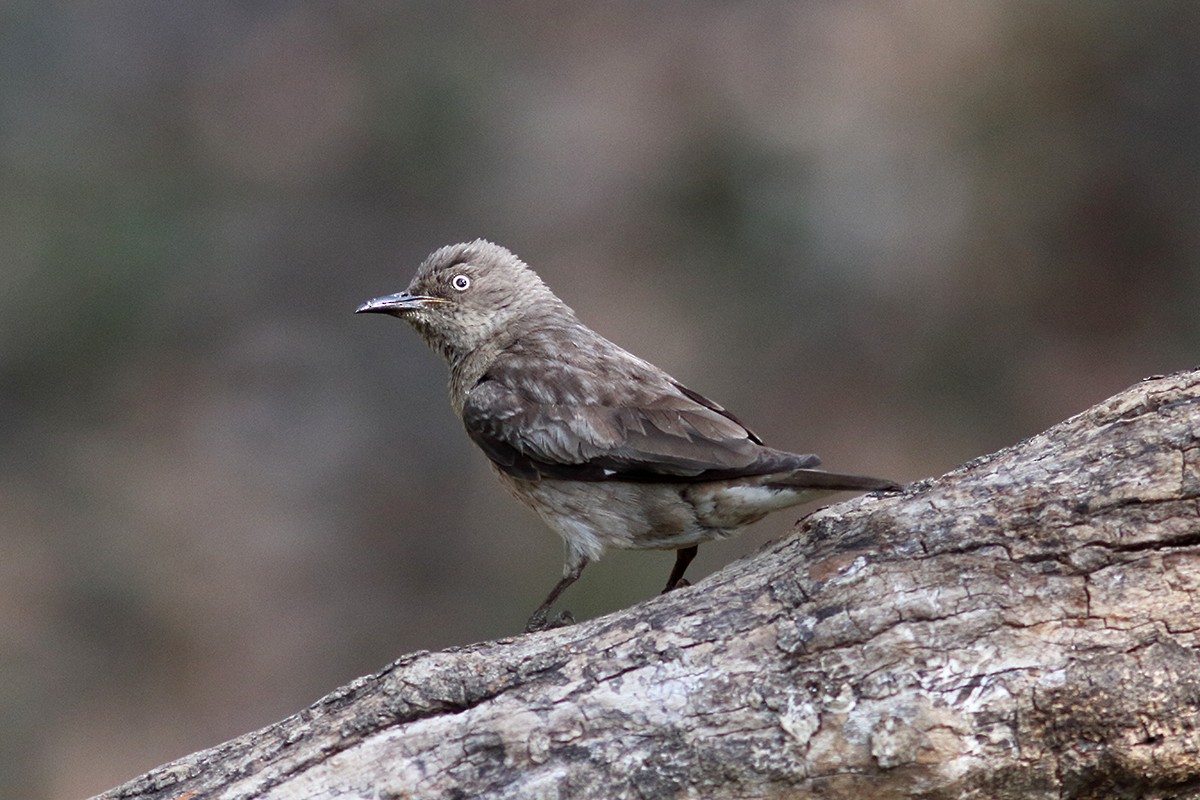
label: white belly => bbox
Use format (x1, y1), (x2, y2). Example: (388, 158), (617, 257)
(494, 470), (828, 567)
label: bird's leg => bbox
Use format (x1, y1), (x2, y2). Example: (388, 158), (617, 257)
(662, 545), (698, 593)
(525, 559), (587, 633)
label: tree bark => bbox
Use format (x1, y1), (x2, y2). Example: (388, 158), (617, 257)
(96, 368), (1200, 800)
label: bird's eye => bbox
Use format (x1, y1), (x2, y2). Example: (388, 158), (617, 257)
(451, 274), (471, 291)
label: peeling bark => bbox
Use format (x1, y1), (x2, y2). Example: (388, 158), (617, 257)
(95, 369), (1200, 800)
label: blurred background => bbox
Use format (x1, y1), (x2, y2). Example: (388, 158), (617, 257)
(2, 3), (1198, 797)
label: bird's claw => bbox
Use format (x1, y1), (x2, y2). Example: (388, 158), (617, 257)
(524, 609), (576, 633)
(661, 577), (691, 594)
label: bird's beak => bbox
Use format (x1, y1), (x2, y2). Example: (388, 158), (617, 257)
(355, 292), (448, 316)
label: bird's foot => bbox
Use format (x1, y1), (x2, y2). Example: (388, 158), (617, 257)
(524, 609), (576, 633)
(661, 577), (691, 594)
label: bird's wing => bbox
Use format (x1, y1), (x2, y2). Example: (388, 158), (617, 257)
(461, 355), (819, 483)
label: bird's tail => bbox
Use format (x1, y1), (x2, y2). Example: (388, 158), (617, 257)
(766, 469), (900, 493)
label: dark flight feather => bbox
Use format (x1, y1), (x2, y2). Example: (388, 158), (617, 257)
(461, 327), (824, 483)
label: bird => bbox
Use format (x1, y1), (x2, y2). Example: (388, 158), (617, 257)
(357, 240), (899, 632)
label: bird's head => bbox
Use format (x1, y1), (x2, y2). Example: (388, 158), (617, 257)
(356, 240), (570, 365)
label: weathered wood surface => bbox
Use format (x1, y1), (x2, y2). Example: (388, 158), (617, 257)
(96, 369), (1200, 800)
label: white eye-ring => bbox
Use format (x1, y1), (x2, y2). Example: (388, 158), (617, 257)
(451, 274), (471, 291)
